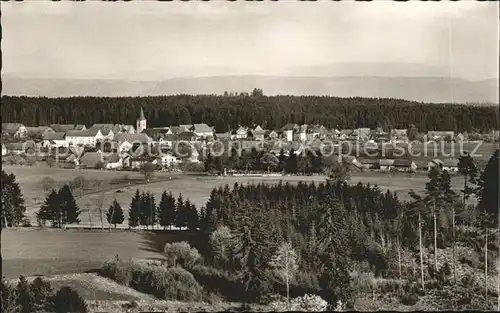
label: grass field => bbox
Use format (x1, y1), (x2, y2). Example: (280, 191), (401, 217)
(3, 165), (472, 227)
(1, 228), (204, 278)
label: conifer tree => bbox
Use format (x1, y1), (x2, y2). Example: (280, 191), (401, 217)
(1, 170), (27, 227)
(477, 149), (499, 227)
(128, 189), (141, 228)
(30, 277), (54, 313)
(16, 276), (32, 313)
(37, 190), (61, 228)
(58, 184), (81, 226)
(175, 194), (187, 229)
(186, 202), (199, 231)
(159, 191), (176, 229)
(106, 199), (124, 229)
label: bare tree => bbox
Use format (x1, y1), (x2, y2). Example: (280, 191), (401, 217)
(140, 162), (157, 183)
(39, 177), (56, 194)
(93, 180), (107, 230)
(269, 242), (300, 308)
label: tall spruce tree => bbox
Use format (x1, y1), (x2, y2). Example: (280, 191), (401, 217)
(186, 202), (199, 231)
(175, 194), (187, 229)
(1, 170), (27, 227)
(106, 199), (124, 229)
(128, 189), (141, 228)
(58, 184), (81, 226)
(477, 149), (499, 227)
(159, 191), (176, 229)
(37, 190), (61, 228)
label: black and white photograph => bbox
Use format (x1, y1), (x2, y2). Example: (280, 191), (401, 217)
(1, 1), (499, 312)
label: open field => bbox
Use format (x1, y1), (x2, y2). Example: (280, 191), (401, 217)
(2, 228), (203, 278)
(3, 165), (472, 227)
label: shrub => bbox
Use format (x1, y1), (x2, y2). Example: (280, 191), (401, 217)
(30, 277), (54, 312)
(164, 241), (201, 269)
(269, 294), (329, 312)
(1, 279), (19, 313)
(190, 265), (243, 302)
(101, 256), (202, 301)
(53, 286), (88, 313)
(100, 255), (132, 286)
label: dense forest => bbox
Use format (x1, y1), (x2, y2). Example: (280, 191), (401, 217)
(2, 95), (498, 133)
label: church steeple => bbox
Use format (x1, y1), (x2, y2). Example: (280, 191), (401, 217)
(136, 107), (147, 133)
(138, 107), (146, 121)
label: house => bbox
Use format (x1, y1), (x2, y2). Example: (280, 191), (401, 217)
(455, 133), (466, 143)
(215, 133), (232, 141)
(359, 158), (380, 170)
(2, 123), (28, 138)
(2, 143), (7, 156)
(339, 156), (363, 169)
(234, 126), (248, 139)
(379, 159), (395, 171)
(294, 125), (307, 142)
(4, 142), (34, 155)
(428, 158), (459, 172)
(169, 126), (188, 135)
(390, 129), (409, 143)
(114, 133), (152, 153)
(371, 133), (391, 143)
(186, 124), (213, 138)
(176, 131), (198, 143)
(339, 129), (353, 141)
(265, 130), (279, 140)
(156, 153), (180, 168)
(392, 159), (417, 172)
(79, 151), (106, 169)
(104, 153), (128, 170)
(42, 132), (68, 148)
(26, 126), (54, 139)
(50, 124), (85, 133)
(65, 129), (103, 147)
(306, 125), (321, 140)
(356, 128), (371, 141)
(89, 125), (115, 141)
(281, 123), (299, 142)
(427, 131), (455, 142)
(252, 126), (266, 141)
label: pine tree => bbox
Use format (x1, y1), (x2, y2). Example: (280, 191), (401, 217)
(106, 199), (124, 229)
(53, 286), (87, 313)
(58, 184), (81, 226)
(477, 149), (499, 227)
(30, 277), (54, 313)
(138, 191), (149, 229)
(159, 191), (176, 229)
(1, 170), (27, 227)
(128, 189), (141, 229)
(186, 202), (199, 231)
(175, 194), (186, 229)
(425, 166), (442, 273)
(37, 190), (61, 228)
(16, 276), (32, 313)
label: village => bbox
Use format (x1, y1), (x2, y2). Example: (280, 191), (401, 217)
(2, 107), (497, 175)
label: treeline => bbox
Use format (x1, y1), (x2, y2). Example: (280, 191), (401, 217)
(126, 190), (199, 230)
(204, 149), (326, 175)
(2, 95), (498, 133)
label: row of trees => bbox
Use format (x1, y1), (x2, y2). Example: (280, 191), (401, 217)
(204, 148), (338, 175)
(126, 190), (199, 230)
(36, 185), (82, 228)
(2, 95), (498, 133)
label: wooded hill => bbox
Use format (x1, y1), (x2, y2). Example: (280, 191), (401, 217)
(1, 95), (498, 133)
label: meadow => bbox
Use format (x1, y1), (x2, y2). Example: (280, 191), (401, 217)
(3, 165), (470, 227)
(1, 228), (203, 278)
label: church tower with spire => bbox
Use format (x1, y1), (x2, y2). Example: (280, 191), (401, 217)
(136, 107), (147, 133)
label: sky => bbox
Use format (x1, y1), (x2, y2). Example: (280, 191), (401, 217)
(2, 0), (499, 81)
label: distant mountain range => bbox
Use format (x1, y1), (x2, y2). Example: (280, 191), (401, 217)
(2, 74), (498, 104)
